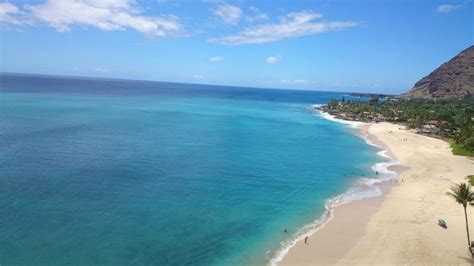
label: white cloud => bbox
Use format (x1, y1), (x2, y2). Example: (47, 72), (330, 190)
(280, 79), (309, 84)
(209, 11), (359, 45)
(436, 4), (460, 13)
(21, 0), (181, 37)
(247, 6), (268, 22)
(0, 2), (28, 25)
(266, 55), (281, 64)
(209, 56), (224, 62)
(192, 74), (204, 79)
(95, 67), (111, 73)
(211, 4), (242, 25)
(254, 13), (269, 21)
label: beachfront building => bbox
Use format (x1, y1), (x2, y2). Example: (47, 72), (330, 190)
(421, 124), (440, 134)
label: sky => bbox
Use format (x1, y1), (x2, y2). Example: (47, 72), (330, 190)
(0, 0), (472, 93)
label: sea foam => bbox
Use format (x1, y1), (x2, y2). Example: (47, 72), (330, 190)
(269, 105), (400, 266)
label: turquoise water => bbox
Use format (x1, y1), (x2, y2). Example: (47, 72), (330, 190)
(0, 74), (383, 265)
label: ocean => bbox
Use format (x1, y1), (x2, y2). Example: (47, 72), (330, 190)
(0, 74), (393, 265)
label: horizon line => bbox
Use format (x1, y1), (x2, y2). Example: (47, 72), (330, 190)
(0, 71), (398, 96)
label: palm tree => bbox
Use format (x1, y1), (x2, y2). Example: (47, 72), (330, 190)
(447, 182), (474, 249)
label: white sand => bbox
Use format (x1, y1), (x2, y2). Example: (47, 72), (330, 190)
(279, 122), (474, 265)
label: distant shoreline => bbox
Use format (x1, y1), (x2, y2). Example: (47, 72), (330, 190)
(314, 104), (380, 123)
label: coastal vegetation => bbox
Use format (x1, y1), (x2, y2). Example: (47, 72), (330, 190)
(319, 97), (474, 156)
(468, 176), (474, 186)
(451, 141), (474, 157)
(447, 183), (474, 254)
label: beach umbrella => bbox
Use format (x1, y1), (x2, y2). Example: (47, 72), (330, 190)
(438, 219), (447, 227)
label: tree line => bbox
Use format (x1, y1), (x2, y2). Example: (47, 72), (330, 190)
(326, 97), (474, 151)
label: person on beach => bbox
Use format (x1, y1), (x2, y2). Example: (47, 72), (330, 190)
(305, 236), (308, 244)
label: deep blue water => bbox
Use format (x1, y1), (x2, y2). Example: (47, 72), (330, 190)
(0, 74), (382, 265)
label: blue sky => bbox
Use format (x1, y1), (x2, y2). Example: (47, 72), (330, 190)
(0, 0), (472, 93)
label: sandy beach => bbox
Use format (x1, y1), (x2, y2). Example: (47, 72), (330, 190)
(279, 122), (474, 265)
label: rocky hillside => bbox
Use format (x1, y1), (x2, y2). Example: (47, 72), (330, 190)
(400, 45), (474, 99)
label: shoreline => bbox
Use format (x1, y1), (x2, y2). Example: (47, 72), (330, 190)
(278, 112), (474, 265)
(270, 108), (401, 266)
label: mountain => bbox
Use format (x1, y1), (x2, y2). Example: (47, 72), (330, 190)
(399, 46), (474, 99)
